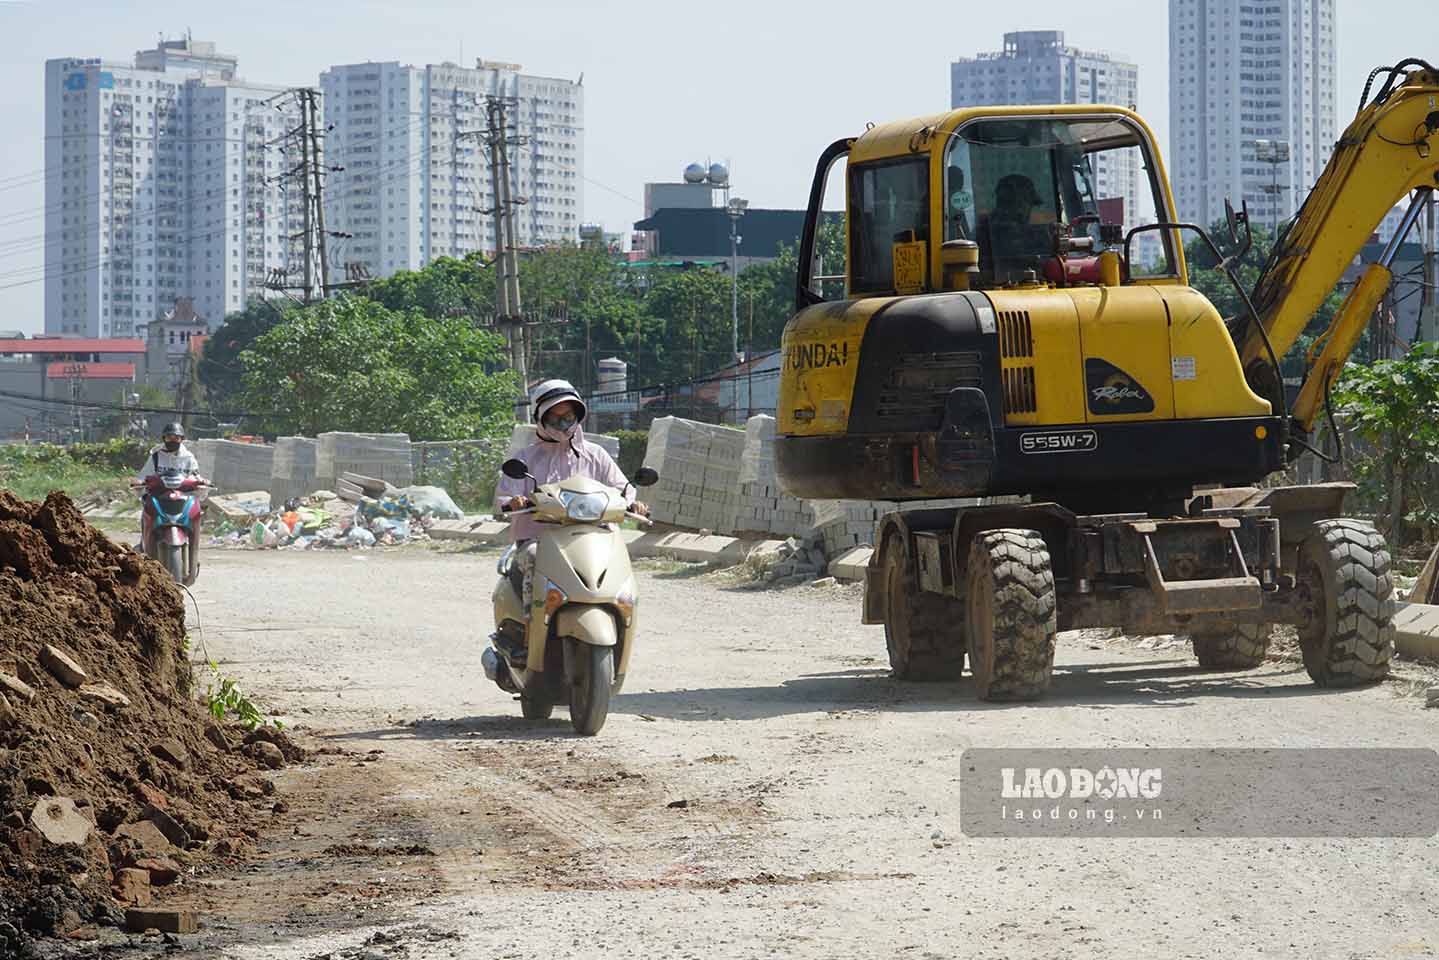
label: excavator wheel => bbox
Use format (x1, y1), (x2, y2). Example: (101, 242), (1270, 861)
(965, 529), (1056, 702)
(880, 534), (966, 681)
(1189, 623), (1271, 669)
(1297, 519), (1395, 687)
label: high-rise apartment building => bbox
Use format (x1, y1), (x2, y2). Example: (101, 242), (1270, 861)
(1169, 0), (1338, 230)
(951, 31), (1143, 230)
(44, 37), (304, 337)
(321, 59), (583, 280)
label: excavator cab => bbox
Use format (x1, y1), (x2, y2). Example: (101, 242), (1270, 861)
(798, 110), (1182, 309)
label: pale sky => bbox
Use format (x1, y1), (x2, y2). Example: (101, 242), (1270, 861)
(0, 0), (1431, 333)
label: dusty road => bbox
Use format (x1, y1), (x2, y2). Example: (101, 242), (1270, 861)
(149, 543), (1439, 959)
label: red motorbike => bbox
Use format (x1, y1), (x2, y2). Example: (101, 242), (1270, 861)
(132, 470), (209, 585)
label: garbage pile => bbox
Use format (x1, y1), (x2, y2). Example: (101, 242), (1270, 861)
(0, 490), (301, 945)
(206, 472), (466, 552)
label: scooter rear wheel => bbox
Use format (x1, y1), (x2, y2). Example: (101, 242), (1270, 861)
(521, 692), (554, 720)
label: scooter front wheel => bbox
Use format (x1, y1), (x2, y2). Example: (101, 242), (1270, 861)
(567, 640), (614, 736)
(157, 541), (187, 583)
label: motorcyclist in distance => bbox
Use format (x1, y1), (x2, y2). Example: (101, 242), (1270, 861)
(135, 421), (201, 551)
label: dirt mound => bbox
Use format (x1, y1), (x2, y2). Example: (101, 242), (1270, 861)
(0, 491), (298, 945)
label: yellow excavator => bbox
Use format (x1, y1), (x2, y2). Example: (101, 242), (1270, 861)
(776, 59), (1439, 700)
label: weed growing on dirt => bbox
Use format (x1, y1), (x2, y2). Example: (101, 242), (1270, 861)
(204, 665), (283, 731)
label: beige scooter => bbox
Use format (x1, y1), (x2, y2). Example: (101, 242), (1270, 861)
(485, 458), (658, 735)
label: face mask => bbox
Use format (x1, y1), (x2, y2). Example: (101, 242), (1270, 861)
(546, 414), (578, 434)
(163, 440), (181, 453)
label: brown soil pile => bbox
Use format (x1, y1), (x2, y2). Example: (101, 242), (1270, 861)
(0, 491), (301, 948)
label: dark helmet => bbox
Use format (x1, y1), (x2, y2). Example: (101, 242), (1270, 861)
(161, 421), (185, 439)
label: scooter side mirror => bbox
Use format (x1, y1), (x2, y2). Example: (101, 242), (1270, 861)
(501, 458), (531, 480)
(633, 467), (659, 488)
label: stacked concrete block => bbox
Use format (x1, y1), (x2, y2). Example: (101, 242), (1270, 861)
(269, 437), (319, 504)
(192, 439), (274, 495)
(641, 416), (745, 532)
(315, 432), (413, 491)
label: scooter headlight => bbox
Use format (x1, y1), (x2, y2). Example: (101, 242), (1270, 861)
(558, 490), (608, 522)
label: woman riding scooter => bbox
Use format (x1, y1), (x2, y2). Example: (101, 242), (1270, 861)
(494, 380), (649, 645)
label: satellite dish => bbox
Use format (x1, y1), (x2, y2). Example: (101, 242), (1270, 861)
(683, 163), (706, 184)
(707, 163), (729, 186)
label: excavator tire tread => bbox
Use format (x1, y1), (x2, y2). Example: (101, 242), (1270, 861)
(966, 529), (1056, 701)
(1190, 623), (1271, 669)
(1299, 519), (1395, 687)
(881, 534), (966, 681)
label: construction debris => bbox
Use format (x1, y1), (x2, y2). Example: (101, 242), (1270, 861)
(0, 490), (303, 944)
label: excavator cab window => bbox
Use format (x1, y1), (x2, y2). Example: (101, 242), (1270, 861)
(945, 116), (1175, 286)
(849, 157), (929, 293)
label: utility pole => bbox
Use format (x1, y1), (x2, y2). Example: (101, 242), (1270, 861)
(64, 363), (86, 443)
(481, 95), (530, 421)
(304, 89), (330, 301)
(269, 88), (333, 303)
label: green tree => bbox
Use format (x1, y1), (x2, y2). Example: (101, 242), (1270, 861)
(1333, 341), (1439, 546)
(363, 253), (495, 319)
(237, 294), (516, 440)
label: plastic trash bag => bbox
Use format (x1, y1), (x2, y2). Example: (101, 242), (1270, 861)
(370, 516), (411, 542)
(346, 527), (376, 547)
(394, 485), (465, 520)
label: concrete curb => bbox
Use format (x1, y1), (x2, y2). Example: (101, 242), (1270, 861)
(1394, 601), (1439, 661)
(827, 546), (873, 582)
(629, 532), (755, 564)
(428, 518), (507, 543)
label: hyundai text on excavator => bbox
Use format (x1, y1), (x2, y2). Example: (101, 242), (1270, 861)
(776, 60), (1439, 700)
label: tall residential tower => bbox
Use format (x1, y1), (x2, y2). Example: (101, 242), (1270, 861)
(44, 37), (304, 337)
(321, 59), (583, 281)
(1168, 0), (1338, 230)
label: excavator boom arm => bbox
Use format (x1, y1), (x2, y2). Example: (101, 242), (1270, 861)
(1242, 66), (1439, 393)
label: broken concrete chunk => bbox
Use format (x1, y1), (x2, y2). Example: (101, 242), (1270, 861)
(78, 681), (130, 708)
(0, 692), (13, 729)
(245, 740), (284, 770)
(29, 796), (92, 846)
(124, 908), (197, 935)
(114, 819), (172, 854)
(150, 738), (189, 770)
(39, 644), (88, 688)
(810, 576), (837, 588)
(143, 804), (191, 848)
(132, 855), (181, 885)
(112, 867), (152, 907)
(0, 672), (35, 702)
